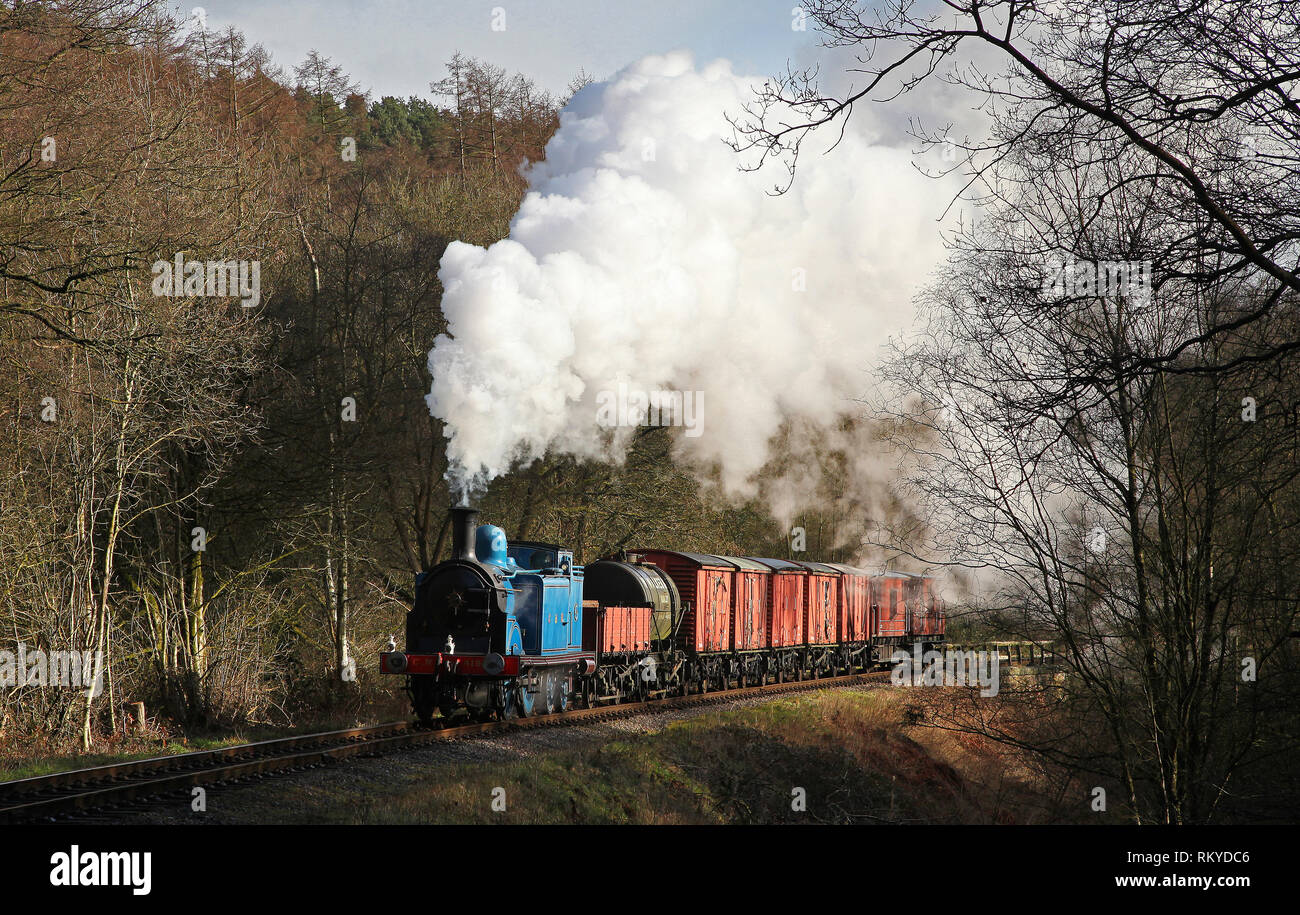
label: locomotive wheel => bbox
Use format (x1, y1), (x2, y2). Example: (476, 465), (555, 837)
(494, 682), (517, 720)
(515, 677), (536, 717)
(412, 678), (438, 727)
(493, 704), (511, 721)
(557, 674), (570, 713)
(542, 671), (559, 715)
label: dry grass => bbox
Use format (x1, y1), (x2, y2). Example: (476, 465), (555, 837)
(279, 688), (1064, 825)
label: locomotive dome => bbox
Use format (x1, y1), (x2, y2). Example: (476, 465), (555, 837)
(475, 524), (515, 570)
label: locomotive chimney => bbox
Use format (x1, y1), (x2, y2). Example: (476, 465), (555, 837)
(450, 505), (479, 562)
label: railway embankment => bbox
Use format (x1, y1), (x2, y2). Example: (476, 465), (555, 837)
(99, 686), (1067, 824)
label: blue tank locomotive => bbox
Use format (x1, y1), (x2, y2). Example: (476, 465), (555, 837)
(380, 506), (595, 724)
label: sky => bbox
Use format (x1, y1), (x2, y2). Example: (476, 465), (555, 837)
(180, 0), (826, 102)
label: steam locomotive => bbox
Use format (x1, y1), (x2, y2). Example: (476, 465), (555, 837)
(379, 506), (945, 724)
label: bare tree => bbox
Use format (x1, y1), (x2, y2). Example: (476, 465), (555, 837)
(874, 125), (1300, 822)
(730, 0), (1300, 375)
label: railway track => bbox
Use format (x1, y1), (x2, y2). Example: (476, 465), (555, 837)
(0, 671), (889, 823)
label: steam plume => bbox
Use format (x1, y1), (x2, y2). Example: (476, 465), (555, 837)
(427, 52), (947, 499)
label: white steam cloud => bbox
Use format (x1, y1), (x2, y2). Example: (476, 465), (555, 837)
(427, 52), (950, 499)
